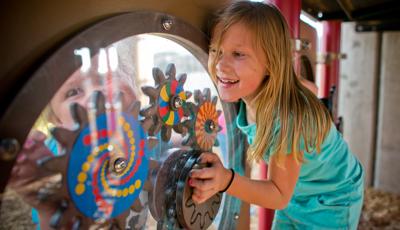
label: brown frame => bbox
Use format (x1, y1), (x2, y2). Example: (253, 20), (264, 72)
(0, 10), (212, 193)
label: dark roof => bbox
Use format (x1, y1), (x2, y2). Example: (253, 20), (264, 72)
(302, 0), (400, 31)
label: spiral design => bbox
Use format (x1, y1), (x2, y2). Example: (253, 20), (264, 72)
(67, 113), (149, 220)
(194, 102), (219, 151)
(158, 80), (187, 126)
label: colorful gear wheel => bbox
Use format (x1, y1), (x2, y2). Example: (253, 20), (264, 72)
(183, 88), (222, 152)
(140, 63), (191, 142)
(36, 91), (157, 229)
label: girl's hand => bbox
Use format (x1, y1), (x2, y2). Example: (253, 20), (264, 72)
(8, 130), (56, 213)
(9, 130), (53, 187)
(189, 152), (232, 204)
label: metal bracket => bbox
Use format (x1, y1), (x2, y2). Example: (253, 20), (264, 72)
(292, 38), (311, 52)
(317, 52), (347, 64)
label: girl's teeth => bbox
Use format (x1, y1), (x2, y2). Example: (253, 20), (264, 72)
(220, 78), (239, 84)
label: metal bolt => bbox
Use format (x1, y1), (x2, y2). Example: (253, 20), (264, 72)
(168, 207), (176, 218)
(171, 95), (183, 110)
(302, 40), (311, 50)
(208, 121), (215, 130)
(162, 19), (173, 31)
(205, 120), (216, 133)
(0, 138), (20, 161)
(113, 158), (127, 174)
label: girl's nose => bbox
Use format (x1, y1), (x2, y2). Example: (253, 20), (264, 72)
(216, 55), (231, 74)
(82, 84), (106, 109)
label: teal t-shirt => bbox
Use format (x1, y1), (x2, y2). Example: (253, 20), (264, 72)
(236, 101), (364, 229)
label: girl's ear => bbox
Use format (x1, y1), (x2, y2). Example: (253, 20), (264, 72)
(264, 67), (270, 77)
(262, 75), (270, 85)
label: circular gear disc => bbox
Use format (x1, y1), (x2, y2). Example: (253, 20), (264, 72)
(67, 112), (149, 219)
(36, 91), (156, 228)
(183, 88), (222, 152)
(176, 153), (222, 230)
(140, 63), (192, 142)
(149, 148), (184, 221)
(150, 149), (221, 229)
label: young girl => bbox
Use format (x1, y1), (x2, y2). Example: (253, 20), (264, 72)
(189, 1), (364, 229)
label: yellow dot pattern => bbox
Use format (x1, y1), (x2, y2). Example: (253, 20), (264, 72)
(74, 115), (143, 198)
(75, 183), (85, 195)
(74, 143), (108, 196)
(116, 116), (135, 177)
(135, 180), (141, 189)
(78, 172), (87, 182)
(99, 160), (142, 197)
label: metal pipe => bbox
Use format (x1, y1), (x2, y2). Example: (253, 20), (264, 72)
(317, 20), (341, 121)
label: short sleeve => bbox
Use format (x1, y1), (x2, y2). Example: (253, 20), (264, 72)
(263, 120), (308, 162)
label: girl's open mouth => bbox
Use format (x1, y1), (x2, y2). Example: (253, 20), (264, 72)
(217, 76), (239, 87)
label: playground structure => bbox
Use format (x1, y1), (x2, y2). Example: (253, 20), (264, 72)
(1, 0), (399, 229)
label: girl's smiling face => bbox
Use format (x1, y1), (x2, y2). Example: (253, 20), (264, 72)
(50, 67), (136, 129)
(208, 22), (268, 104)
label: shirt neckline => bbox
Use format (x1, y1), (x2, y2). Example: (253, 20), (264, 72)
(236, 101), (257, 143)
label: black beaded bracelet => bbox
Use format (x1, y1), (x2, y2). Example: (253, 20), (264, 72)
(219, 168), (235, 193)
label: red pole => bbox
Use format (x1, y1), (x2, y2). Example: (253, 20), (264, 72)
(318, 20), (341, 120)
(267, 0), (301, 37)
(261, 0), (301, 229)
(257, 161), (274, 230)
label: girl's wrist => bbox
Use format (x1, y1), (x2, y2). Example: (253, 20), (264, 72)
(219, 168), (235, 193)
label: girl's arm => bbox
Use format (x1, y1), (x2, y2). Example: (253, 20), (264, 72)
(189, 152), (301, 210)
(8, 131), (56, 230)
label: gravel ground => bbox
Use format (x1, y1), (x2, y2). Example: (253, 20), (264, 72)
(0, 189), (35, 230)
(1, 187), (399, 229)
(358, 187), (400, 230)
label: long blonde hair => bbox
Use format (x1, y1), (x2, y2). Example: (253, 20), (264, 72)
(209, 1), (332, 164)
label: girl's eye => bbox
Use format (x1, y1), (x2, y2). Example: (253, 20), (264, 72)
(233, 51), (245, 58)
(65, 87), (83, 99)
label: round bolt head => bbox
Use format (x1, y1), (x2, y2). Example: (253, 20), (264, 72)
(209, 121), (215, 130)
(113, 158), (127, 173)
(162, 19), (173, 31)
(168, 207), (176, 218)
(205, 120), (216, 133)
(171, 96), (183, 109)
(0, 138), (20, 161)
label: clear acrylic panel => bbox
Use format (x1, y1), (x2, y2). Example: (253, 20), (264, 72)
(1, 34), (233, 230)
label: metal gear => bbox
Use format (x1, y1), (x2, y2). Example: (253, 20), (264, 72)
(182, 88), (222, 152)
(35, 91), (158, 229)
(136, 63), (223, 229)
(149, 149), (221, 230)
(140, 63), (192, 142)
